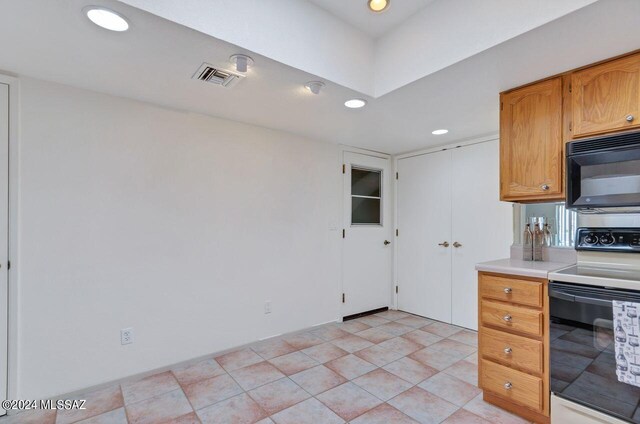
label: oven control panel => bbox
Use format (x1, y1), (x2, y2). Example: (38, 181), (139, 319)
(576, 227), (640, 252)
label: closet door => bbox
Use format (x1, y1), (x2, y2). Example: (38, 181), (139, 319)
(397, 150), (452, 322)
(451, 140), (512, 330)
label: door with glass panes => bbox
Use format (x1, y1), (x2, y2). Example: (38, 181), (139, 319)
(342, 152), (392, 317)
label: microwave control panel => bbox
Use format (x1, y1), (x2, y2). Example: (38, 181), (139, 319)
(576, 227), (640, 252)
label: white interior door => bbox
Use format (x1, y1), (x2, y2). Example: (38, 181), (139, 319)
(342, 152), (392, 316)
(397, 150), (452, 322)
(451, 140), (512, 330)
(0, 83), (8, 416)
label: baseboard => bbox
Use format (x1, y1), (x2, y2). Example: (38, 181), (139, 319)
(343, 306), (389, 322)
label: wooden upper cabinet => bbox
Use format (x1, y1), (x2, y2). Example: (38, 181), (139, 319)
(500, 77), (564, 202)
(571, 53), (640, 138)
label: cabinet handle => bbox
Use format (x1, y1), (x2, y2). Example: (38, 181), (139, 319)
(627, 115), (635, 122)
(438, 241), (450, 247)
(504, 382), (513, 390)
(504, 347), (512, 354)
(541, 184), (550, 191)
(503, 314), (512, 322)
(503, 287), (512, 294)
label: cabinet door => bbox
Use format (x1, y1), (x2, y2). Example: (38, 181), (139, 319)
(500, 77), (564, 201)
(396, 150), (452, 323)
(572, 53), (640, 137)
(451, 140), (512, 330)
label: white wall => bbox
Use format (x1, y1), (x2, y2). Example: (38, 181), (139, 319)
(15, 77), (343, 399)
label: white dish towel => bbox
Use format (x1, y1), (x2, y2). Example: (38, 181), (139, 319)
(613, 300), (640, 388)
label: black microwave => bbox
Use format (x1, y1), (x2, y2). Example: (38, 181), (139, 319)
(567, 131), (640, 212)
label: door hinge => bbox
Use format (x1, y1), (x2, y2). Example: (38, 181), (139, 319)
(6, 260), (9, 270)
(569, 121), (572, 132)
(396, 172), (398, 180)
(500, 102), (503, 111)
(342, 293), (345, 303)
(569, 83), (572, 93)
(395, 285), (398, 294)
(396, 229), (399, 237)
(342, 229), (345, 238)
(342, 164), (346, 174)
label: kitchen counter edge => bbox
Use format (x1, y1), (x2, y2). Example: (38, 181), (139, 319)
(476, 258), (575, 279)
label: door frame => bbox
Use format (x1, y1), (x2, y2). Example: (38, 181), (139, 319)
(0, 73), (19, 410)
(392, 134), (499, 310)
(340, 146), (392, 319)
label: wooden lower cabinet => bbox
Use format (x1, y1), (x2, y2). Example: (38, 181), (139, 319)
(481, 360), (543, 411)
(481, 327), (543, 374)
(478, 272), (550, 424)
(481, 300), (543, 337)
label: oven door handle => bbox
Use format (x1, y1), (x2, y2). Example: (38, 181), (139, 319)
(573, 295), (612, 308)
(549, 289), (575, 302)
(549, 289), (613, 308)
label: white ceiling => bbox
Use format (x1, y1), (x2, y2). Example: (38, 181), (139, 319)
(119, 0), (596, 97)
(1, 0), (639, 155)
(306, 0), (436, 38)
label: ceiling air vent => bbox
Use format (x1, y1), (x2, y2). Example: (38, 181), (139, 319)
(192, 63), (244, 88)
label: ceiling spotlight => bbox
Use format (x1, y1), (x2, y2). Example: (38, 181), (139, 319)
(345, 99), (367, 109)
(305, 81), (325, 95)
(230, 54), (254, 73)
(432, 129), (449, 135)
(84, 7), (129, 32)
(368, 0), (390, 12)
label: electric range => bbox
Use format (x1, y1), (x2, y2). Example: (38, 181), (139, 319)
(548, 227), (640, 423)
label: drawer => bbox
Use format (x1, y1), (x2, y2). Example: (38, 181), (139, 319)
(480, 327), (543, 374)
(481, 300), (543, 337)
(480, 274), (543, 308)
(481, 359), (543, 411)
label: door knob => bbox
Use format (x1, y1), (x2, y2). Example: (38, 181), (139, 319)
(384, 240), (391, 245)
(453, 242), (462, 248)
(438, 241), (450, 247)
(627, 114), (635, 122)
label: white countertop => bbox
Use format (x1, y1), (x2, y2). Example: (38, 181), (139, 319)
(476, 258), (574, 279)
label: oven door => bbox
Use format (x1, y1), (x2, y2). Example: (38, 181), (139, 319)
(550, 281), (640, 423)
(567, 147), (640, 210)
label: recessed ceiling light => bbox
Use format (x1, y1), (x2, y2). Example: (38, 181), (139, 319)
(432, 129), (449, 135)
(345, 99), (367, 109)
(368, 0), (390, 12)
(85, 7), (129, 32)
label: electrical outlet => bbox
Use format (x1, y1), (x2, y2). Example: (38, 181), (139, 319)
(121, 327), (134, 345)
(264, 301), (272, 314)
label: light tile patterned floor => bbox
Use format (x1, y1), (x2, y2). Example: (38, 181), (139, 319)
(1, 311), (531, 424)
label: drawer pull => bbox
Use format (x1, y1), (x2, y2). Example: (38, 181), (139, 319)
(504, 347), (512, 354)
(503, 314), (512, 322)
(503, 287), (512, 294)
(504, 381), (513, 390)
